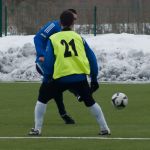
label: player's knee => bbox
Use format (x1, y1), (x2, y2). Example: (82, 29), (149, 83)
(83, 99), (95, 107)
(38, 98), (49, 104)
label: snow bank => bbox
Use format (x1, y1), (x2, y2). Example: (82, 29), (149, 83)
(0, 33), (150, 82)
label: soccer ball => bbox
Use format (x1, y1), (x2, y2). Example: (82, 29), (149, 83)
(111, 92), (128, 109)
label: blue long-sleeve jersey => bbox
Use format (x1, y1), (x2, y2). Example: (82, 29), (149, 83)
(43, 37), (98, 83)
(34, 20), (61, 62)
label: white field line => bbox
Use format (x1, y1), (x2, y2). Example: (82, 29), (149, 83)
(0, 137), (150, 140)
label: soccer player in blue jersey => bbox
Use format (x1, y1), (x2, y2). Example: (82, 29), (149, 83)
(29, 10), (110, 136)
(33, 9), (77, 127)
(34, 9), (77, 74)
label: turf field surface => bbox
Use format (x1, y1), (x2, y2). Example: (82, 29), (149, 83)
(0, 83), (150, 150)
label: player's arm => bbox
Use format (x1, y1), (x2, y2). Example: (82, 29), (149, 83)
(42, 40), (55, 83)
(83, 38), (98, 80)
(34, 21), (61, 61)
(83, 38), (99, 92)
(34, 35), (46, 60)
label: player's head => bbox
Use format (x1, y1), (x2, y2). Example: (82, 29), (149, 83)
(67, 9), (77, 20)
(60, 10), (74, 28)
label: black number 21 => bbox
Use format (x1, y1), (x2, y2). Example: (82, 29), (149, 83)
(61, 39), (78, 57)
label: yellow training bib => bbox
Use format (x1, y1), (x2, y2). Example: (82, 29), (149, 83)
(50, 31), (90, 79)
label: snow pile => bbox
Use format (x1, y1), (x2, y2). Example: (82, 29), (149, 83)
(0, 34), (150, 82)
(0, 36), (41, 81)
(96, 49), (150, 82)
(85, 33), (150, 82)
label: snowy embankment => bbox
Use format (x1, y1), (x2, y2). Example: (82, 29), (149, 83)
(0, 33), (150, 82)
(0, 35), (41, 81)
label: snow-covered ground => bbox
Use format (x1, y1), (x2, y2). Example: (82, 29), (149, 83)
(0, 33), (150, 82)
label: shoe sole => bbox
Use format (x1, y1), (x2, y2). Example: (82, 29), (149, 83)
(99, 131), (111, 136)
(65, 122), (75, 124)
(28, 133), (41, 136)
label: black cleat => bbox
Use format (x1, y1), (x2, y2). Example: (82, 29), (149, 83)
(28, 128), (41, 136)
(62, 114), (75, 124)
(99, 130), (111, 136)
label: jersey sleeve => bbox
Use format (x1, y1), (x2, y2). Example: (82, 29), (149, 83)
(42, 40), (55, 81)
(82, 38), (98, 82)
(34, 21), (61, 58)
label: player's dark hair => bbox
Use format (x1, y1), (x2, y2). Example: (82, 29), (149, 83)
(67, 9), (77, 14)
(60, 11), (74, 27)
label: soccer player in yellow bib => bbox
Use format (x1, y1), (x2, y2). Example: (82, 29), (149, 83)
(30, 10), (110, 136)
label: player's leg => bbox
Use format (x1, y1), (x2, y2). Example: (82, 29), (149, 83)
(36, 62), (74, 124)
(68, 89), (83, 102)
(70, 80), (110, 135)
(29, 100), (47, 135)
(54, 92), (75, 124)
(29, 82), (54, 135)
(89, 103), (110, 135)
(29, 63), (46, 135)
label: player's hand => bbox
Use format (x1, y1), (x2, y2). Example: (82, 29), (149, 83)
(39, 56), (45, 62)
(91, 81), (99, 93)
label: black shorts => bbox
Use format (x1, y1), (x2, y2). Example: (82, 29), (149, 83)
(38, 80), (95, 107)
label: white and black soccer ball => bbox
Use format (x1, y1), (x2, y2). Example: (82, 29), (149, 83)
(111, 92), (128, 109)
